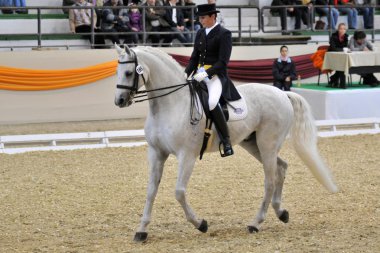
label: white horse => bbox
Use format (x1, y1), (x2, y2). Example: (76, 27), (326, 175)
(114, 45), (338, 242)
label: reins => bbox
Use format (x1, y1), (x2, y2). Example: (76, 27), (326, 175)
(130, 82), (191, 104)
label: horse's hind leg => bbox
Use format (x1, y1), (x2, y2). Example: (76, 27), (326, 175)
(134, 146), (168, 242)
(272, 157), (289, 223)
(240, 133), (288, 232)
(175, 152), (207, 233)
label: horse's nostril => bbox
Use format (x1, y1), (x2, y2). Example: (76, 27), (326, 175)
(119, 98), (125, 105)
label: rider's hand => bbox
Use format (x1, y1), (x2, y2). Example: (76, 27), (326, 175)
(193, 72), (208, 82)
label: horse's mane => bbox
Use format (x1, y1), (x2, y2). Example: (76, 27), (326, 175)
(136, 46), (184, 76)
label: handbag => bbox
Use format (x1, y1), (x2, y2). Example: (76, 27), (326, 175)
(150, 20), (160, 27)
(315, 20), (326, 30)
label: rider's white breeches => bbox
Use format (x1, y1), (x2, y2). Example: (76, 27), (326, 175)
(205, 76), (222, 110)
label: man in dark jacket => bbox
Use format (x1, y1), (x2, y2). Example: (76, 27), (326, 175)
(163, 0), (191, 45)
(185, 3), (241, 157)
(272, 45), (297, 91)
(328, 22), (348, 88)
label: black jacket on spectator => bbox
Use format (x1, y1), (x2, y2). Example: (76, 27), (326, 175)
(272, 58), (297, 83)
(328, 31), (348, 51)
(163, 3), (185, 27)
(185, 25), (241, 101)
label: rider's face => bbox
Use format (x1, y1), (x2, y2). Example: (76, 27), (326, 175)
(199, 14), (216, 28)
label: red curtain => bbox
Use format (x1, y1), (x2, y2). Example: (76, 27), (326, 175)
(170, 53), (319, 83)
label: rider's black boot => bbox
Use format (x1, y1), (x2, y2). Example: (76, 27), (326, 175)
(210, 104), (234, 157)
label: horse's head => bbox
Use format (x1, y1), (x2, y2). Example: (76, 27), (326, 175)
(114, 44), (147, 108)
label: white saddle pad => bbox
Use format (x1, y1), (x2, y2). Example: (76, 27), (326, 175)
(226, 94), (248, 121)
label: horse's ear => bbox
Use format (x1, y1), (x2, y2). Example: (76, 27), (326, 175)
(124, 44), (131, 55)
(115, 43), (125, 55)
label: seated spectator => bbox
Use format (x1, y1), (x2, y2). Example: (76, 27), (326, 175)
(315, 0), (339, 30)
(334, 0), (358, 29)
(69, 0), (105, 49)
(163, 0), (191, 46)
(349, 31), (379, 86)
(181, 0), (201, 34)
(272, 45), (297, 91)
(271, 0), (309, 35)
(328, 23), (348, 88)
(355, 0), (374, 29)
(101, 0), (133, 45)
(128, 2), (143, 45)
(207, 0), (224, 27)
(142, 0), (170, 46)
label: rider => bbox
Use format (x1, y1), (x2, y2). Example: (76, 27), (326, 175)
(185, 3), (241, 157)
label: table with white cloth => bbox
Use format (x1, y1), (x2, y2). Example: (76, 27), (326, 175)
(322, 51), (380, 76)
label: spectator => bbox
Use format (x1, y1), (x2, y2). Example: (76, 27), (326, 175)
(142, 0), (170, 46)
(355, 0), (374, 29)
(207, 0), (224, 27)
(335, 0), (358, 29)
(101, 0), (132, 45)
(272, 45), (297, 91)
(181, 0), (201, 33)
(163, 0), (191, 46)
(315, 0), (339, 30)
(128, 2), (143, 45)
(328, 23), (348, 88)
(69, 0), (105, 48)
(271, 0), (309, 35)
(349, 31), (379, 86)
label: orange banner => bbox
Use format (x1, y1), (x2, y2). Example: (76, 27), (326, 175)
(0, 61), (117, 91)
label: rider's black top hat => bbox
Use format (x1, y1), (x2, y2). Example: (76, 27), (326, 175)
(196, 4), (220, 16)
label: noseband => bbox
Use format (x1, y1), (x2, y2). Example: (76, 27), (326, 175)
(116, 49), (146, 91)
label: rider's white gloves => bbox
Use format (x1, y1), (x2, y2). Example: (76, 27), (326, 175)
(193, 72), (209, 82)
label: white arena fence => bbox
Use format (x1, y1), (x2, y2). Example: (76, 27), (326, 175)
(0, 118), (379, 155)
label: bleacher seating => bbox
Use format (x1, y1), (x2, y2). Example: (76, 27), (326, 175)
(0, 0), (379, 50)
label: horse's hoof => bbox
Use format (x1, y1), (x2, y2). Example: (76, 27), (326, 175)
(198, 219), (208, 233)
(134, 232), (148, 242)
(247, 226), (259, 233)
(279, 210), (289, 223)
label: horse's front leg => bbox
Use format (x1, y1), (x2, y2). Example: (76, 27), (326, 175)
(175, 152), (208, 233)
(134, 146), (168, 242)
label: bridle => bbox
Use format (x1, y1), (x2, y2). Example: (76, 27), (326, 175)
(116, 49), (146, 92)
(116, 49), (190, 104)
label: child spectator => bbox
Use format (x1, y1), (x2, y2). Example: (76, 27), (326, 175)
(128, 3), (142, 45)
(272, 45), (297, 91)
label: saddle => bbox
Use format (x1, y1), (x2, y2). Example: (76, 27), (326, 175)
(191, 81), (247, 159)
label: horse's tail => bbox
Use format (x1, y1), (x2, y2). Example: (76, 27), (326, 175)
(286, 92), (338, 193)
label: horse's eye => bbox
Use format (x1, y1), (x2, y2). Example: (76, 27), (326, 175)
(125, 71), (133, 77)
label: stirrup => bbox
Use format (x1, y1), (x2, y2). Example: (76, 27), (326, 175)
(218, 142), (234, 157)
